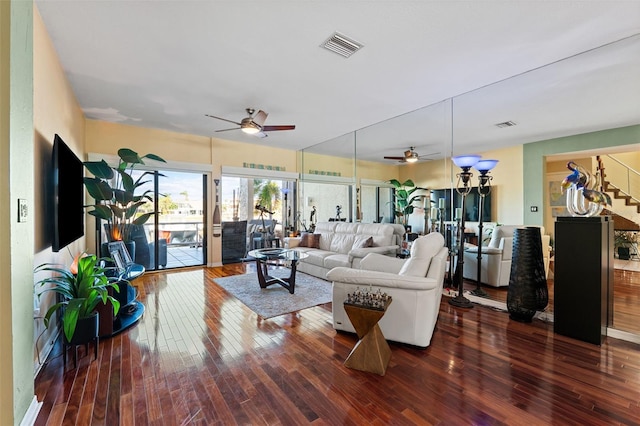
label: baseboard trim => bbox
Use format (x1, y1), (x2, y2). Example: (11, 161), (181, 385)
(34, 327), (60, 377)
(19, 396), (42, 426)
(607, 328), (640, 345)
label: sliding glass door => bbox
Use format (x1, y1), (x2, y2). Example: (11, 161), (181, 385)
(220, 175), (296, 262)
(118, 169), (207, 270)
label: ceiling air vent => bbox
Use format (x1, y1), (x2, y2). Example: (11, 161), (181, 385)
(321, 32), (363, 58)
(495, 120), (517, 128)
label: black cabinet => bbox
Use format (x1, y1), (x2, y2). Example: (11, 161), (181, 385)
(222, 221), (247, 264)
(554, 216), (613, 344)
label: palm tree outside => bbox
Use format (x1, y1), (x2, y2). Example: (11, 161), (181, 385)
(253, 179), (281, 218)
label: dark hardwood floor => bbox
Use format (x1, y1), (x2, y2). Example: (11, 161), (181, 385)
(35, 263), (640, 425)
(461, 264), (640, 335)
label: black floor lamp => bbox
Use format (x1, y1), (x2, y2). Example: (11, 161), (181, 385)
(449, 154), (481, 309)
(470, 159), (499, 298)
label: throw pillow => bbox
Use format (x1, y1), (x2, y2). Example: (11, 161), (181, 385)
(352, 235), (374, 250)
(299, 233), (321, 248)
(309, 234), (321, 248)
(298, 233), (311, 247)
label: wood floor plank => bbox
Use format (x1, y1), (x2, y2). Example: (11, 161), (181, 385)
(34, 263), (640, 425)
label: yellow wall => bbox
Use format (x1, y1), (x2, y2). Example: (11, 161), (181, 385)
(302, 151), (354, 177)
(33, 4), (87, 380)
(356, 158), (399, 181)
(85, 119), (211, 164)
(404, 158), (452, 190)
(479, 145), (524, 225)
(612, 152), (640, 171)
(211, 136), (297, 172)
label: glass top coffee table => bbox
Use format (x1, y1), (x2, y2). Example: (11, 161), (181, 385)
(247, 248), (308, 294)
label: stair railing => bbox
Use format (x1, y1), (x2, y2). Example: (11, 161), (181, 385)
(604, 155), (640, 204)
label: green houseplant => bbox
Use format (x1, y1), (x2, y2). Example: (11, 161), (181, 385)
(83, 148), (166, 242)
(35, 254), (122, 342)
(614, 230), (637, 260)
(389, 179), (424, 227)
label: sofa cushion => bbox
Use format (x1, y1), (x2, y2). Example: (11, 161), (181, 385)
(299, 233), (321, 248)
(302, 249), (334, 267)
(399, 233), (444, 277)
(324, 254), (351, 269)
(330, 233), (356, 254)
(357, 223), (395, 247)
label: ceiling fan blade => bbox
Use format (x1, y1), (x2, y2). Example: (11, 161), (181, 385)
(262, 125), (296, 132)
(215, 127), (241, 132)
(254, 132), (268, 138)
(384, 156), (404, 160)
(418, 152), (440, 158)
(205, 114), (242, 126)
(253, 110), (268, 127)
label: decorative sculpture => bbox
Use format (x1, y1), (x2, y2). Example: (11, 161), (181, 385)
(561, 161), (611, 217)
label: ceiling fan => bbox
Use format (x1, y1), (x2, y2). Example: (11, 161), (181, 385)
(384, 147), (438, 163)
(205, 108), (295, 138)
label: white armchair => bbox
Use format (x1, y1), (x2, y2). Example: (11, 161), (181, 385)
(327, 233), (448, 348)
(463, 225), (551, 287)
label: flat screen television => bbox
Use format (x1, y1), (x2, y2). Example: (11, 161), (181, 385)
(52, 134), (85, 252)
(431, 187), (492, 222)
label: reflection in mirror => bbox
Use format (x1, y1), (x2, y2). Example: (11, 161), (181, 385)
(354, 99), (453, 232)
(297, 34), (639, 339)
(299, 132), (355, 230)
(451, 34), (640, 315)
(360, 182), (393, 224)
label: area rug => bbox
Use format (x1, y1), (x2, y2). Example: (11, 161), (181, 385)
(212, 271), (332, 319)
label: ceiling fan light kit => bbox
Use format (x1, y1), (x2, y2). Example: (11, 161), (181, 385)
(206, 108), (295, 138)
(384, 146), (436, 163)
(241, 120), (261, 134)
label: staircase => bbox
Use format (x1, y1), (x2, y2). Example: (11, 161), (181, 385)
(599, 155), (640, 231)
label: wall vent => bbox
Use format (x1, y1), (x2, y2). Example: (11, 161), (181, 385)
(321, 32), (363, 58)
(495, 121), (517, 128)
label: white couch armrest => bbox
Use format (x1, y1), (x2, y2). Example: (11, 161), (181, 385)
(327, 267), (440, 291)
(358, 253), (406, 274)
(283, 237), (301, 249)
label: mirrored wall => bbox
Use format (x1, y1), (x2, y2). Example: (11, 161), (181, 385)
(298, 33), (640, 336)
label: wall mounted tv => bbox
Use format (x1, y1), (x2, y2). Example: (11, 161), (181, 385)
(430, 187), (493, 222)
(52, 134), (84, 252)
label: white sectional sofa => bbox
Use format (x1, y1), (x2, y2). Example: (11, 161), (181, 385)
(285, 221), (404, 279)
(327, 233), (448, 348)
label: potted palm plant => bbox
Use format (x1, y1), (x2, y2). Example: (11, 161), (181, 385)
(389, 179), (424, 230)
(35, 253), (122, 343)
(83, 148), (166, 244)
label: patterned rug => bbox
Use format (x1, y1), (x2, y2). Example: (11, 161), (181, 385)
(212, 270), (332, 319)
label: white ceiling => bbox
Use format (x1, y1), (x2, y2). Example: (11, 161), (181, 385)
(36, 1), (640, 162)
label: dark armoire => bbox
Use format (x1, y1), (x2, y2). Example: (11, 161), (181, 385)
(554, 216), (614, 345)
